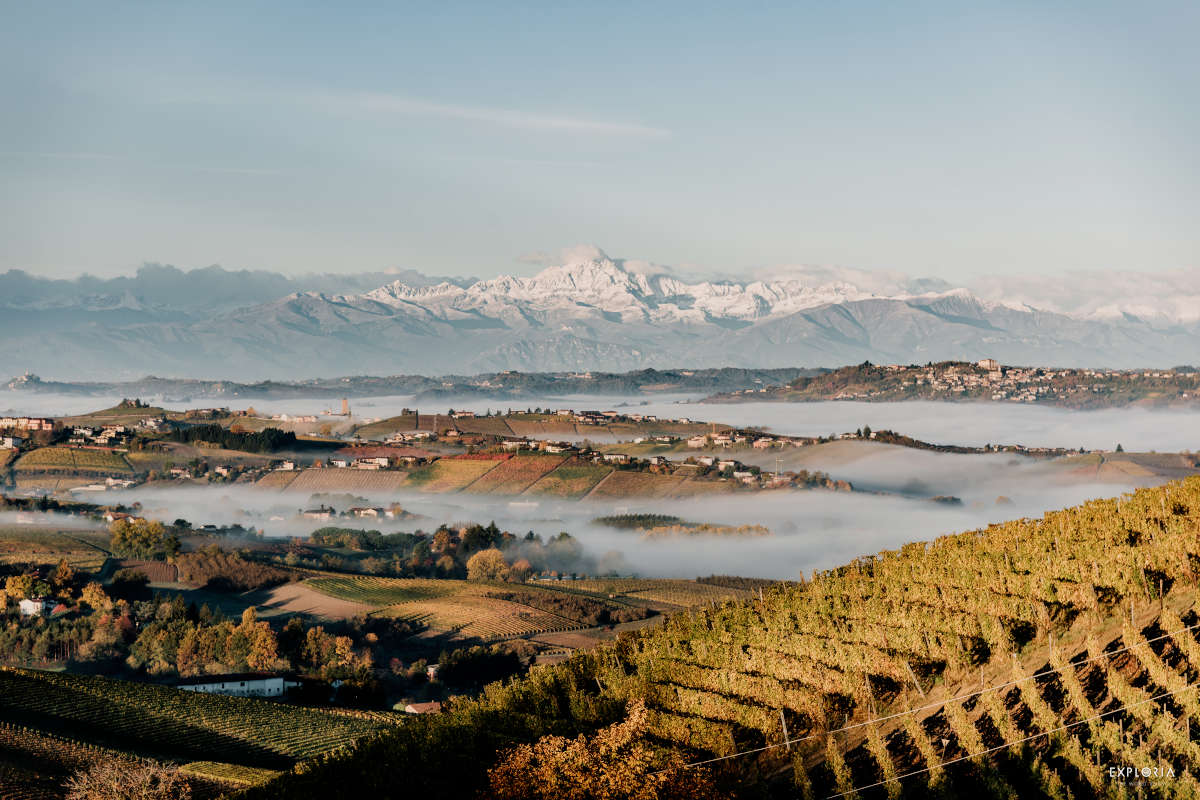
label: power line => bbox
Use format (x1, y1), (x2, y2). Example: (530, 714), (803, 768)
(825, 682), (1200, 799)
(661, 619), (1200, 775)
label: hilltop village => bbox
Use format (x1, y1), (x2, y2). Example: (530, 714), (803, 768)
(708, 359), (1200, 408)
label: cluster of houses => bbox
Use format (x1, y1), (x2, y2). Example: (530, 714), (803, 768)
(0, 416), (53, 432)
(68, 424), (131, 446)
(300, 504), (405, 521)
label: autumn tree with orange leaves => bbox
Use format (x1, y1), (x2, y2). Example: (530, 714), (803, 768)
(484, 699), (731, 800)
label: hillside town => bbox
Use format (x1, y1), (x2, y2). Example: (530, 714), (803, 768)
(708, 359), (1200, 408)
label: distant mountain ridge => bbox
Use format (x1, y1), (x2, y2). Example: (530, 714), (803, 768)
(3, 249), (1197, 379)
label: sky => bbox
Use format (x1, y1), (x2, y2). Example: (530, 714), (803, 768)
(2, 1), (1198, 281)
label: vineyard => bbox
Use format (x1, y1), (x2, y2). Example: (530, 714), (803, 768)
(0, 526), (110, 567)
(568, 578), (754, 608)
(282, 468), (411, 493)
(403, 458), (504, 492)
(14, 447), (133, 475)
(463, 454), (568, 495)
(0, 668), (386, 774)
(583, 470), (688, 499)
(523, 459), (613, 498)
(555, 475), (1200, 798)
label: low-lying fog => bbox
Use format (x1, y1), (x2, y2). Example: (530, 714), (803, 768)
(4, 391), (1198, 452)
(94, 455), (1169, 580)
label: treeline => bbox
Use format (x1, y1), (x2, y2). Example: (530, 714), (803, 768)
(310, 527), (423, 552)
(487, 590), (651, 626)
(166, 423), (297, 453)
(176, 548), (293, 592)
(592, 514), (685, 530)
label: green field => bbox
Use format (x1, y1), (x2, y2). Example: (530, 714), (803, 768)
(14, 447), (133, 475)
(0, 668), (390, 774)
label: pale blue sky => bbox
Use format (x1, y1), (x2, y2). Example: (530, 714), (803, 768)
(2, 1), (1197, 279)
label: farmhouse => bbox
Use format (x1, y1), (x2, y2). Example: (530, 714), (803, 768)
(18, 598), (56, 617)
(176, 673), (300, 698)
(348, 507), (385, 518)
(0, 436), (24, 449)
(686, 435), (708, 448)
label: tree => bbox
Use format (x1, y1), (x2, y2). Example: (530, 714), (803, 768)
(486, 699), (727, 800)
(52, 558), (77, 597)
(1116, 443), (1124, 452)
(4, 574), (34, 600)
(66, 761), (191, 800)
(466, 548), (509, 582)
(110, 518), (178, 559)
(509, 558), (534, 583)
(80, 582), (112, 613)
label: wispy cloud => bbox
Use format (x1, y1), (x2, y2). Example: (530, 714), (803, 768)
(0, 151), (280, 176)
(304, 90), (670, 138)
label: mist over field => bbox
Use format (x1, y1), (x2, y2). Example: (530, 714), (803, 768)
(98, 456), (1164, 580)
(6, 388), (1197, 578)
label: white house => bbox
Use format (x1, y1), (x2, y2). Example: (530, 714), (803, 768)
(18, 598), (56, 617)
(176, 673), (300, 697)
(0, 436), (25, 449)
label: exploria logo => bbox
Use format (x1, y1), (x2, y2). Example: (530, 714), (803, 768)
(1108, 763), (1176, 782)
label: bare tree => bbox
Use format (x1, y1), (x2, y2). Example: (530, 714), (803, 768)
(66, 761), (192, 800)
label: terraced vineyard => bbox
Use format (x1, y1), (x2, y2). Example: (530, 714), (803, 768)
(14, 447), (133, 474)
(0, 668), (387, 772)
(565, 476), (1200, 797)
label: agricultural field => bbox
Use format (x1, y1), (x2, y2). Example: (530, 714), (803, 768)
(403, 457), (503, 493)
(462, 454), (567, 495)
(125, 442), (274, 473)
(13, 476), (98, 493)
(583, 470), (688, 499)
(307, 576), (583, 639)
(0, 668), (390, 777)
(282, 468), (411, 493)
(14, 447), (133, 475)
(59, 405), (167, 427)
(0, 449), (15, 469)
(254, 470), (301, 490)
(566, 578), (753, 608)
(450, 416), (517, 437)
(523, 459), (612, 498)
(0, 526), (110, 568)
(351, 413), (419, 439)
(503, 414), (581, 438)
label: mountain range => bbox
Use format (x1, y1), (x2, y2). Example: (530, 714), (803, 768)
(3, 248), (1197, 380)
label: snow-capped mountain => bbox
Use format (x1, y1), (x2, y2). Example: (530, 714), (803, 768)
(355, 247), (945, 326)
(1, 249), (1197, 380)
